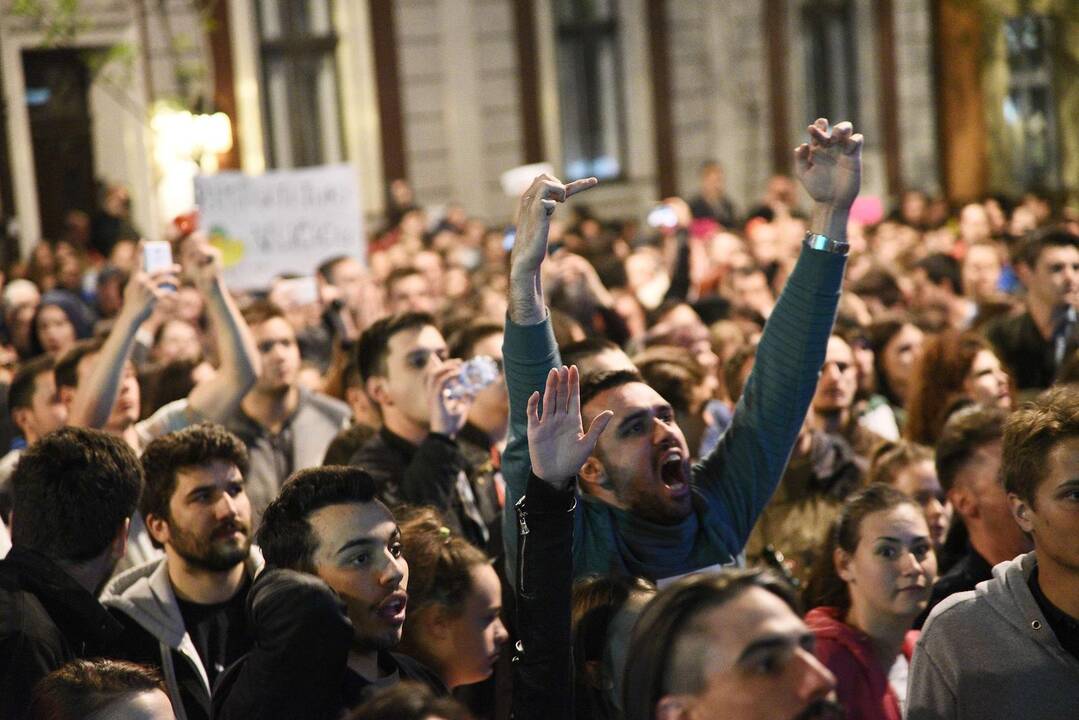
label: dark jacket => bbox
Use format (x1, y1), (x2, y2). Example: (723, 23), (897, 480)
(350, 426), (495, 552)
(512, 473), (576, 720)
(213, 568), (443, 720)
(984, 310), (1077, 392)
(0, 547), (124, 719)
(806, 606), (917, 720)
(101, 554), (263, 720)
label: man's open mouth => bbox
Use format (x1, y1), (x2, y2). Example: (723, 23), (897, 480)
(376, 592), (408, 624)
(658, 447), (689, 498)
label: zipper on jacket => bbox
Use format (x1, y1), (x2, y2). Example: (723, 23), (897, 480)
(515, 496), (531, 598)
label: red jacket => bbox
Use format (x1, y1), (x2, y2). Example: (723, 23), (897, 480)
(805, 606), (918, 720)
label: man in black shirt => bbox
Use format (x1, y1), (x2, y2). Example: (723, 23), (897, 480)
(0, 428), (142, 719)
(984, 227), (1079, 391)
(214, 466), (441, 720)
(350, 313), (492, 550)
(103, 423), (260, 720)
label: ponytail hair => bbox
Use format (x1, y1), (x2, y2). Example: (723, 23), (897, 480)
(397, 506), (490, 618)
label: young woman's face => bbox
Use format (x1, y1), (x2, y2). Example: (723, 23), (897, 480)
(963, 349), (1012, 409)
(893, 459), (952, 550)
(444, 564), (508, 688)
(36, 305), (76, 356)
(881, 324), (924, 394)
(838, 505), (938, 625)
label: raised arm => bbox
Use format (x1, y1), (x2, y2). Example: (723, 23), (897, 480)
(68, 257), (178, 429)
(501, 174), (597, 584)
(694, 118), (862, 547)
(508, 175), (598, 325)
(183, 236), (260, 421)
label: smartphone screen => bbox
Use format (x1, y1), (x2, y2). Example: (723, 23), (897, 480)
(143, 241), (173, 274)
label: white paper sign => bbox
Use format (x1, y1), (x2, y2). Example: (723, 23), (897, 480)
(194, 164), (364, 290)
(500, 162), (555, 197)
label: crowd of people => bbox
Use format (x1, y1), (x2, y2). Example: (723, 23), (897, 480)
(0, 112), (1077, 720)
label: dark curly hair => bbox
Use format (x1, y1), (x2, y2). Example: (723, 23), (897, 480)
(256, 466), (380, 572)
(139, 423), (250, 526)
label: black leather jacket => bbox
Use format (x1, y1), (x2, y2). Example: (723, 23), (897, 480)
(512, 473), (576, 720)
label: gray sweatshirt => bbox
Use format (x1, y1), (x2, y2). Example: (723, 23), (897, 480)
(907, 552), (1079, 719)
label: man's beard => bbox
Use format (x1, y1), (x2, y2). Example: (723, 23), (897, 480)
(792, 699), (845, 720)
(353, 632), (399, 653)
(168, 520), (251, 572)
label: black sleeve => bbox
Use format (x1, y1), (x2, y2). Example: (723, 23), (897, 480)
(213, 569), (351, 720)
(594, 304), (631, 347)
(0, 630), (66, 720)
(397, 434), (468, 524)
(663, 228), (692, 302)
(512, 473), (576, 720)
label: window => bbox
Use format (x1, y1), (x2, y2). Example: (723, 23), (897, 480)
(802, 0), (859, 127)
(1002, 14), (1059, 190)
(555, 0), (625, 180)
(256, 0), (344, 168)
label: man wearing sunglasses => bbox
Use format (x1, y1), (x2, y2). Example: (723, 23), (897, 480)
(350, 312), (495, 551)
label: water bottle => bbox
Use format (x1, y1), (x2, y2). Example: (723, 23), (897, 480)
(443, 355), (501, 401)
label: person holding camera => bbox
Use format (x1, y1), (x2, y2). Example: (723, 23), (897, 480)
(349, 312), (498, 552)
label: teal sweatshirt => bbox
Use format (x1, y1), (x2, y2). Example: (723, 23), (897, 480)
(502, 246), (846, 585)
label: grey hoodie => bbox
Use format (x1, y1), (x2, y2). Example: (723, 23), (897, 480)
(906, 552), (1079, 720)
(101, 550), (264, 720)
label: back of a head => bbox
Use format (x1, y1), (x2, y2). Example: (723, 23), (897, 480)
(867, 440), (934, 487)
(622, 569), (797, 720)
(344, 682), (472, 720)
(573, 575), (656, 716)
(447, 320), (503, 360)
(935, 404), (1007, 493)
(9, 355), (55, 416)
(11, 427), (142, 563)
(634, 349), (704, 415)
(1002, 386), (1079, 506)
(256, 465), (380, 572)
(30, 659), (168, 720)
(396, 506), (488, 618)
(54, 338), (105, 391)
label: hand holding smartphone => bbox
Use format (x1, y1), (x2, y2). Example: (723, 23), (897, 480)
(143, 240), (177, 292)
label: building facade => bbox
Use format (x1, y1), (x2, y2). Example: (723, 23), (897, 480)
(0, 0), (1074, 261)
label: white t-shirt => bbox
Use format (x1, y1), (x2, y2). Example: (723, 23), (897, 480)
(0, 514), (10, 559)
(888, 652), (909, 714)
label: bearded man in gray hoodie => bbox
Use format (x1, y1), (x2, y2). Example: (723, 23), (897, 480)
(103, 424), (261, 720)
(908, 386), (1079, 719)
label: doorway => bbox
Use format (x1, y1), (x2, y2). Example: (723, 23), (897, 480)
(22, 48), (96, 242)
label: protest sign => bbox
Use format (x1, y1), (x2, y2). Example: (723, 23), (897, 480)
(195, 164), (364, 289)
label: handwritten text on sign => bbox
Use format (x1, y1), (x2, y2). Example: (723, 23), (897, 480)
(194, 165), (364, 289)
